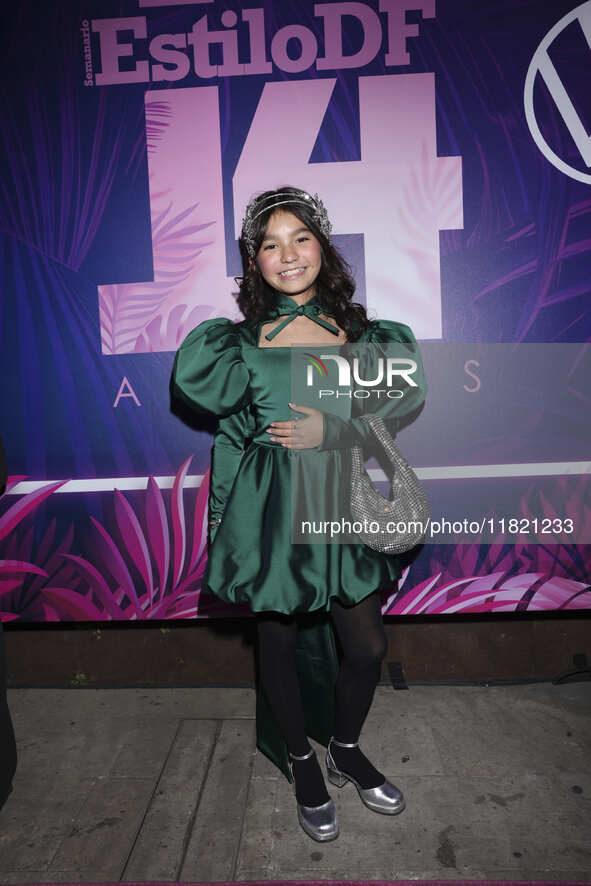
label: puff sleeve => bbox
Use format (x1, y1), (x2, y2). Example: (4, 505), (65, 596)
(171, 318), (251, 418)
(317, 320), (427, 450)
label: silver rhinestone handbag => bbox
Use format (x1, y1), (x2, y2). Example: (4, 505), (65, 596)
(350, 414), (430, 553)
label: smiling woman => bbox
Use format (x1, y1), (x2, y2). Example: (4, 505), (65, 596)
(256, 211), (322, 297)
(170, 185), (427, 842)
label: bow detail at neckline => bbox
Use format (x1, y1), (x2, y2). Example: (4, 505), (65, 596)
(263, 294), (341, 342)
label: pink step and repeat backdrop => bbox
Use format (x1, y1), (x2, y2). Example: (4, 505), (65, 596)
(1, 0), (590, 621)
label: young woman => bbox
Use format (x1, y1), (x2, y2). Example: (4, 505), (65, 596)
(171, 186), (427, 842)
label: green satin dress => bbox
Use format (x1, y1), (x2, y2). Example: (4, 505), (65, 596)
(171, 291), (427, 783)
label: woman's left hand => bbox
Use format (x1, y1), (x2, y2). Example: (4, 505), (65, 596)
(266, 403), (324, 449)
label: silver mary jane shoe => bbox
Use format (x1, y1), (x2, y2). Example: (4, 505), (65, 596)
(326, 736), (406, 815)
(289, 748), (339, 842)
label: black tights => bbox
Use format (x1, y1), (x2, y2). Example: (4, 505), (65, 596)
(256, 591), (387, 761)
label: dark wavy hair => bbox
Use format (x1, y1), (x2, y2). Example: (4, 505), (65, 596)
(235, 186), (370, 342)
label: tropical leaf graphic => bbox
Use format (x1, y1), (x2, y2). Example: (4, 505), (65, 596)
(59, 457), (212, 620)
(145, 100), (172, 158)
(97, 92), (217, 354)
(0, 478), (72, 621)
(0, 77), (125, 270)
(133, 301), (214, 352)
(2, 468), (590, 621)
(99, 193), (216, 354)
(383, 567), (591, 616)
(474, 198), (591, 333)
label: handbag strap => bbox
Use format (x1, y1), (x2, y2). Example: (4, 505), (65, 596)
(357, 414), (399, 461)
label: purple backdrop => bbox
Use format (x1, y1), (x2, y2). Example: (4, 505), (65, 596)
(1, 0), (590, 621)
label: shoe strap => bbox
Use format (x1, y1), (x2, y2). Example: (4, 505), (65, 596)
(330, 736), (359, 748)
(289, 747), (315, 761)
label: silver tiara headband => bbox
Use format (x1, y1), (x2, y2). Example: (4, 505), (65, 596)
(240, 190), (332, 259)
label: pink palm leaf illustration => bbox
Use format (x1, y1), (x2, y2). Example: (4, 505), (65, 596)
(59, 457), (211, 619)
(99, 197), (216, 354)
(0, 478), (70, 621)
(383, 566), (591, 615)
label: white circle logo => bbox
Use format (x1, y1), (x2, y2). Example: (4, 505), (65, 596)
(524, 1), (591, 184)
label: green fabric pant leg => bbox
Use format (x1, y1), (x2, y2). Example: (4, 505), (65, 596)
(255, 612), (341, 783)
